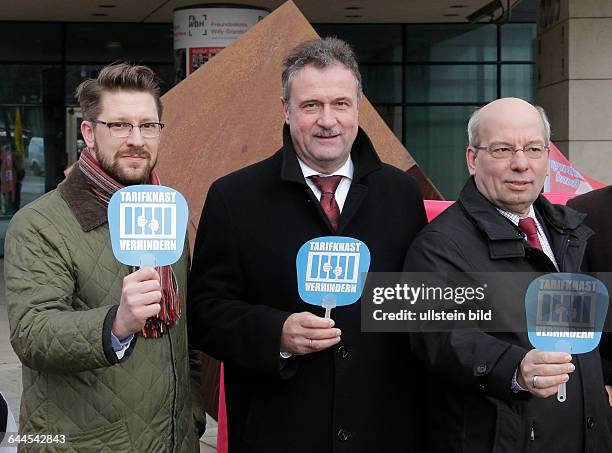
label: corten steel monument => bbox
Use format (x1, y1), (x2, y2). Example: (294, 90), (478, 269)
(158, 0), (441, 248)
(157, 0), (441, 420)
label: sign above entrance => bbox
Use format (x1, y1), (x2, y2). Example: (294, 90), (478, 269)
(173, 5), (269, 80)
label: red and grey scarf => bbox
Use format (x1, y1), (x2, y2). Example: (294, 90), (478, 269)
(79, 147), (181, 338)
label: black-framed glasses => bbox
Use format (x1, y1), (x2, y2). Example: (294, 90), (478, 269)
(473, 144), (549, 160)
(92, 120), (165, 139)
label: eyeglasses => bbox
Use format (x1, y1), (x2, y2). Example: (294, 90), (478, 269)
(473, 144), (549, 160)
(92, 120), (165, 139)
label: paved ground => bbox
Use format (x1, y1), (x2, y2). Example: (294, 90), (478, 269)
(0, 259), (218, 452)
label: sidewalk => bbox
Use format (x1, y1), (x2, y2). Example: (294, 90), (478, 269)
(0, 259), (217, 452)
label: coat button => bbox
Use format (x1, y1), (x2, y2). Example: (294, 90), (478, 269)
(474, 363), (488, 376)
(586, 417), (595, 429)
(337, 429), (351, 441)
(478, 383), (487, 393)
(338, 346), (350, 359)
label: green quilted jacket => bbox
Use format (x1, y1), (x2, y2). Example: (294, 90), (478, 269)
(4, 168), (200, 452)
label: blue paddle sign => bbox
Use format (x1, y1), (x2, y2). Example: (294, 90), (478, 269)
(525, 273), (609, 402)
(108, 185), (188, 267)
(296, 236), (371, 318)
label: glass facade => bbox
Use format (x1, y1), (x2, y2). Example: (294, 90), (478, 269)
(0, 20), (536, 252)
(0, 22), (174, 253)
(315, 22), (537, 200)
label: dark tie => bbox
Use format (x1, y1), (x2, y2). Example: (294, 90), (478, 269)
(518, 217), (543, 251)
(309, 175), (342, 231)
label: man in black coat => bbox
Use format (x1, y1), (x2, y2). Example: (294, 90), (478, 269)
(188, 38), (427, 453)
(0, 391), (17, 452)
(404, 98), (612, 453)
(567, 186), (612, 273)
(567, 187), (612, 405)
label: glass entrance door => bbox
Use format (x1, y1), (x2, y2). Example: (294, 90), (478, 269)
(65, 107), (85, 168)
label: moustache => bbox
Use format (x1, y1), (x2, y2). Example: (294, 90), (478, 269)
(314, 129), (342, 138)
(117, 149), (151, 159)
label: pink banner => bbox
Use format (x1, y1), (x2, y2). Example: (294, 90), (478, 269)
(544, 143), (605, 194)
(217, 363), (228, 453)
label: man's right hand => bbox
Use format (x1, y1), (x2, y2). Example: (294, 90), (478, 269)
(280, 312), (341, 355)
(517, 349), (575, 398)
(112, 267), (162, 340)
(605, 385), (612, 406)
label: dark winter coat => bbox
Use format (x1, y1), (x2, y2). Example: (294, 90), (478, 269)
(188, 126), (427, 453)
(404, 177), (612, 453)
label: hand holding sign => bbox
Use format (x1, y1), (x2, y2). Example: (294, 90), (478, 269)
(516, 349), (574, 399)
(108, 185), (189, 338)
(525, 273), (609, 402)
(113, 267), (162, 340)
(280, 312), (341, 355)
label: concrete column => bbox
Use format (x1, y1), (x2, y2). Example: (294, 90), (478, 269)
(537, 0), (612, 184)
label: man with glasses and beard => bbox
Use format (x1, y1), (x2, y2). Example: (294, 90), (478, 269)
(4, 63), (202, 452)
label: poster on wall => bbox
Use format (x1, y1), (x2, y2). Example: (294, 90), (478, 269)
(173, 5), (268, 82)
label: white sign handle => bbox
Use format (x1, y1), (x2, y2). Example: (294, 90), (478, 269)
(139, 253), (156, 268)
(556, 340), (572, 403)
(322, 294), (336, 319)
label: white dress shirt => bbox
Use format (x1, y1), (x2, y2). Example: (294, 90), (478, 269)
(297, 156), (354, 213)
(496, 205), (559, 270)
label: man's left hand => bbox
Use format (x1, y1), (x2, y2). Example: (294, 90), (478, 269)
(280, 312), (341, 355)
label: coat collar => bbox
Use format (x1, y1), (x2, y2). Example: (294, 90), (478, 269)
(279, 124), (382, 234)
(58, 166), (108, 232)
(458, 176), (590, 243)
(279, 124), (382, 184)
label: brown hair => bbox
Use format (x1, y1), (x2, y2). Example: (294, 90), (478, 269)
(75, 62), (163, 121)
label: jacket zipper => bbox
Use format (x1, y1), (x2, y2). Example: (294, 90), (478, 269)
(557, 234), (570, 271)
(530, 420), (535, 441)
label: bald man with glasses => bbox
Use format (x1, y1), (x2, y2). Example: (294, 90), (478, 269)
(404, 97), (612, 453)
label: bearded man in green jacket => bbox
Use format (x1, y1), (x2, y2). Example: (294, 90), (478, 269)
(4, 63), (202, 452)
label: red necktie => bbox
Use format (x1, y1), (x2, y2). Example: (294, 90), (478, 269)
(518, 217), (543, 251)
(309, 175), (342, 231)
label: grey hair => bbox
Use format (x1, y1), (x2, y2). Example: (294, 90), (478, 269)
(467, 103), (551, 147)
(281, 37), (363, 102)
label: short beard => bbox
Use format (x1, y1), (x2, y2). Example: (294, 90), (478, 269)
(93, 138), (155, 186)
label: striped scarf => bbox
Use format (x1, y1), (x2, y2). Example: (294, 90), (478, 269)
(79, 147), (181, 338)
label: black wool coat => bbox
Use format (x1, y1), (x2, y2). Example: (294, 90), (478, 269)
(404, 177), (612, 453)
(568, 186), (612, 384)
(567, 185), (612, 273)
(188, 126), (428, 453)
